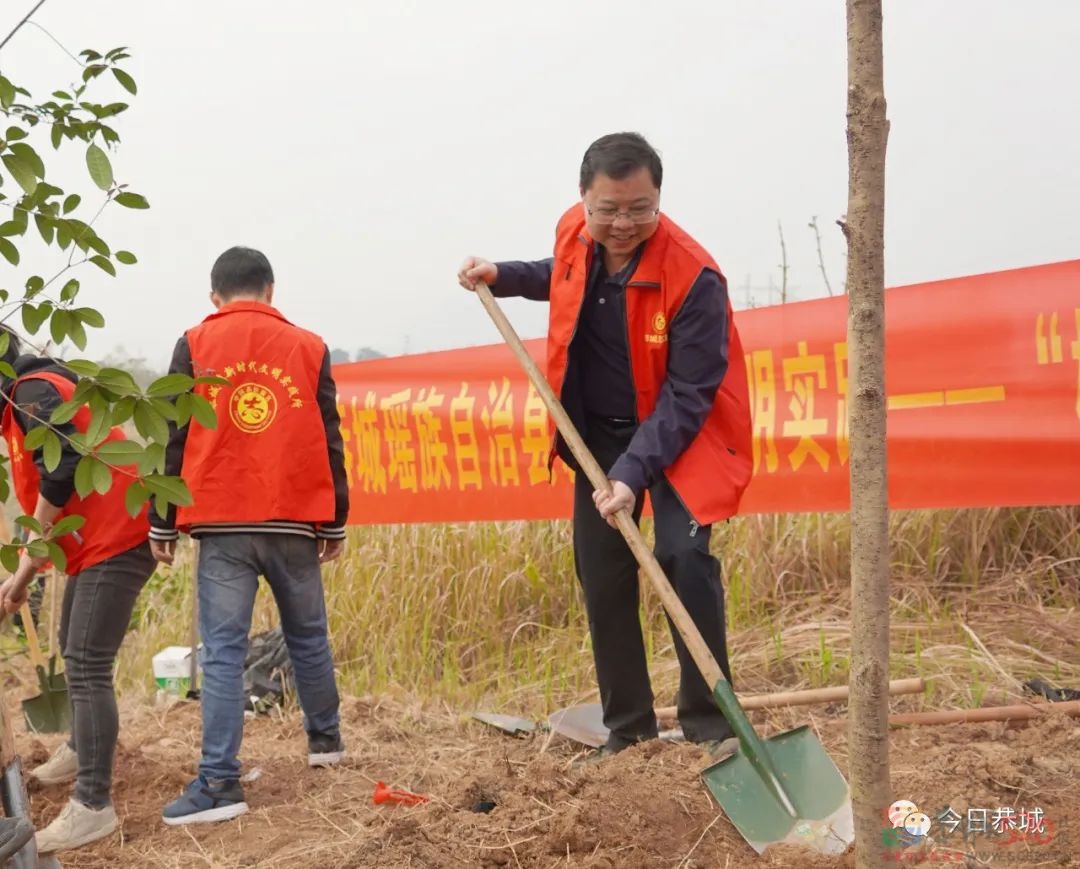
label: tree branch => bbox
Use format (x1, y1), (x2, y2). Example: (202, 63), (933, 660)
(0, 0), (48, 54)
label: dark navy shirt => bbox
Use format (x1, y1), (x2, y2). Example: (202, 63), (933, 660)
(491, 239), (730, 498)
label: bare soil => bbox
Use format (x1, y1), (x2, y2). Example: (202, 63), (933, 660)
(8, 693), (1079, 868)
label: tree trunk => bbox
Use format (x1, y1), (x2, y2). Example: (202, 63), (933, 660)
(843, 1), (891, 867)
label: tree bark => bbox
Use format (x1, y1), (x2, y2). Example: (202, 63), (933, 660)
(843, 1), (891, 867)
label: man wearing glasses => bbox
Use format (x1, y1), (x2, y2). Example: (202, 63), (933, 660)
(457, 131), (752, 758)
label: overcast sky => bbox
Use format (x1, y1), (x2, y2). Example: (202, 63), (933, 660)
(2, 1), (1077, 369)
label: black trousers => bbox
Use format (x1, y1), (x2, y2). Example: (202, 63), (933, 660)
(572, 417), (734, 748)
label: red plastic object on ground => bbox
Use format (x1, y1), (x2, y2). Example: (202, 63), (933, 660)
(373, 780), (428, 806)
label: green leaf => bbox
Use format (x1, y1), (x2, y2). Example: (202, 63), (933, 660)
(174, 392), (192, 426)
(149, 397), (179, 422)
(112, 68), (137, 95)
(89, 255), (116, 276)
(0, 76), (15, 109)
(51, 514), (86, 537)
(10, 143), (45, 179)
(49, 397), (84, 425)
(44, 542), (67, 574)
(0, 545), (20, 573)
(144, 474), (193, 508)
(25, 274), (45, 296)
(191, 394), (218, 430)
(124, 479), (149, 517)
(86, 234), (110, 257)
(2, 153), (38, 195)
(133, 401), (170, 445)
(194, 375), (232, 387)
(85, 143), (113, 190)
(74, 455), (95, 498)
(60, 279), (80, 302)
(50, 308), (72, 345)
(94, 368), (139, 395)
(68, 320), (88, 350)
(22, 302), (51, 334)
(0, 220), (22, 237)
(137, 441), (165, 474)
(64, 359), (99, 377)
(115, 250), (137, 265)
(112, 396), (136, 426)
(114, 191), (149, 209)
(0, 237), (18, 266)
(0, 546), (19, 573)
(14, 516), (43, 534)
(147, 373), (194, 398)
(26, 539), (50, 560)
(91, 457), (111, 494)
(34, 212), (54, 244)
(73, 307), (105, 328)
(42, 429), (62, 471)
(23, 425), (49, 450)
(95, 439), (143, 465)
(5, 125), (27, 141)
(50, 123), (63, 150)
(85, 405), (112, 446)
(63, 194), (81, 214)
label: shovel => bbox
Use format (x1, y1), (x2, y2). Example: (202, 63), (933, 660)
(474, 281), (854, 856)
(45, 569), (68, 702)
(550, 678), (926, 748)
(18, 601), (70, 734)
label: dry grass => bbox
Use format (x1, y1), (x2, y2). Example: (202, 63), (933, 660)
(94, 505), (1080, 719)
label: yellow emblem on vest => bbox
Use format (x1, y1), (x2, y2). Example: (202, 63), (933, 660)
(652, 312), (667, 333)
(229, 382), (277, 434)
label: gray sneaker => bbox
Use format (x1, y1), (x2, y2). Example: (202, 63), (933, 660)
(31, 741), (78, 786)
(35, 799), (117, 853)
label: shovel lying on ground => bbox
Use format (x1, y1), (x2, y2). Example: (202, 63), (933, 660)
(18, 601), (70, 735)
(475, 281), (854, 856)
(550, 678), (926, 748)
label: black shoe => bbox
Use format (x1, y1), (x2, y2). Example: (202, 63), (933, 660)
(0, 816), (34, 861)
(308, 731), (345, 767)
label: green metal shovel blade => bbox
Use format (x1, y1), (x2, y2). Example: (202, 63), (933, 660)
(703, 682), (854, 855)
(22, 662), (70, 734)
(702, 725), (853, 854)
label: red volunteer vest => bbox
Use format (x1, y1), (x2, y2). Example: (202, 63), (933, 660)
(548, 205), (753, 524)
(178, 301), (335, 529)
(1, 371), (149, 575)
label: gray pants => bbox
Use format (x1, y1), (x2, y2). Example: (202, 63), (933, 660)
(58, 542), (154, 808)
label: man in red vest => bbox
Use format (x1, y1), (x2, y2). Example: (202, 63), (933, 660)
(0, 327), (155, 853)
(458, 132), (753, 757)
(151, 247), (349, 825)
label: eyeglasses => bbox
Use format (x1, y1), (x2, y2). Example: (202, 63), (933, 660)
(584, 203), (660, 225)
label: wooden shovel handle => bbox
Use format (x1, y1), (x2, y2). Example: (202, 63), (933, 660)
(18, 601), (49, 671)
(474, 282), (727, 689)
(47, 567), (61, 661)
(888, 699), (1080, 727)
(654, 676), (926, 718)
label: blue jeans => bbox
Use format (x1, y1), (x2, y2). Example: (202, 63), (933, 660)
(197, 533), (340, 781)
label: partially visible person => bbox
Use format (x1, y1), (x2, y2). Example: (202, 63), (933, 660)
(0, 326), (155, 854)
(152, 246), (349, 825)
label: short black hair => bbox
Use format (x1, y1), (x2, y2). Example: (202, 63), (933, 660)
(579, 132), (663, 192)
(0, 324), (22, 370)
(210, 246), (274, 299)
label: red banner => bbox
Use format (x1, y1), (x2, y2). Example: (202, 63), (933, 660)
(333, 260), (1080, 525)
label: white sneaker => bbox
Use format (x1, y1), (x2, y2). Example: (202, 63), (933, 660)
(31, 742), (78, 786)
(35, 799), (117, 853)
